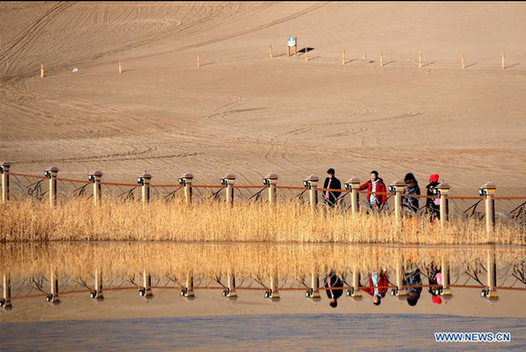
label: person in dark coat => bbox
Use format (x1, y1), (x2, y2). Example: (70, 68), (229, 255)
(324, 272), (343, 308)
(359, 171), (387, 211)
(405, 267), (423, 306)
(425, 174), (441, 221)
(322, 168), (342, 208)
(403, 173), (421, 215)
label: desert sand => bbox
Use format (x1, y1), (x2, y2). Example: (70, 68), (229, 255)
(1, 2), (525, 195)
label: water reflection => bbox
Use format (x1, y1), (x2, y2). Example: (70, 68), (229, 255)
(1, 243), (525, 320)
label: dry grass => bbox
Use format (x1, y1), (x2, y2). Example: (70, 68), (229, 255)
(0, 198), (524, 245)
(1, 242), (523, 280)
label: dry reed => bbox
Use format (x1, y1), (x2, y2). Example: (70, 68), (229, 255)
(0, 198), (524, 245)
(1, 242), (523, 282)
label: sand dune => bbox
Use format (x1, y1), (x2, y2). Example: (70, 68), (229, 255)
(1, 2), (525, 194)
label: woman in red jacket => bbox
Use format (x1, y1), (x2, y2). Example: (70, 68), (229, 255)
(359, 171), (387, 210)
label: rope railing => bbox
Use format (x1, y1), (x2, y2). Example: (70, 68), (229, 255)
(2, 169), (525, 228)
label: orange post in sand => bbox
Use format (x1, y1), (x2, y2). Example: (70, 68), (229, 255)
(118, 61), (122, 73)
(418, 52), (422, 68)
(269, 44), (273, 58)
(501, 53), (505, 69)
(40, 64), (45, 78)
(342, 50), (345, 65)
(461, 53), (465, 69)
(197, 53), (200, 68)
(380, 52), (384, 67)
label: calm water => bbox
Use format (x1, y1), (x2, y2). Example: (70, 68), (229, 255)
(1, 313), (525, 351)
(1, 243), (525, 350)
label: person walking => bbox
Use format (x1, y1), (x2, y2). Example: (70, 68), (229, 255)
(359, 171), (387, 211)
(403, 173), (421, 215)
(324, 272), (343, 308)
(322, 168), (342, 208)
(425, 174), (441, 221)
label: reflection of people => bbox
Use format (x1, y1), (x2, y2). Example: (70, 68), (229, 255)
(405, 267), (422, 306)
(427, 264), (442, 305)
(322, 168), (342, 208)
(359, 171), (387, 211)
(363, 270), (389, 306)
(425, 174), (441, 221)
(324, 272), (343, 308)
(403, 173), (421, 215)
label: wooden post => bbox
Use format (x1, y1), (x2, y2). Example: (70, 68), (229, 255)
(45, 166), (59, 208)
(118, 61), (122, 74)
(342, 50), (345, 65)
(305, 49), (308, 62)
(436, 183), (450, 227)
(501, 53), (505, 69)
(391, 179), (405, 224)
(418, 51), (422, 68)
(269, 44), (273, 58)
(90, 171), (103, 206)
(40, 64), (45, 78)
(481, 182), (496, 233)
(1, 161), (11, 204)
(138, 172), (152, 206)
(461, 53), (465, 69)
(347, 177), (360, 217)
(380, 52), (384, 67)
(223, 173), (236, 206)
(305, 174), (319, 210)
(265, 172), (278, 205)
(362, 53), (366, 60)
(197, 52), (200, 68)
(180, 172), (194, 205)
(287, 46), (290, 57)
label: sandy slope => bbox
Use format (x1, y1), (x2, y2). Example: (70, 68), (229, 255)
(1, 2), (525, 194)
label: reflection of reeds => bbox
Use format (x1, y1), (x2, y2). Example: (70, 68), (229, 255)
(1, 242), (524, 281)
(0, 199), (524, 244)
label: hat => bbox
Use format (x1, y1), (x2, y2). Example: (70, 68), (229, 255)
(429, 174), (439, 183)
(432, 295), (442, 305)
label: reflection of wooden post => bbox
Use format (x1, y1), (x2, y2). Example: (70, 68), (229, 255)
(305, 49), (308, 62)
(501, 53), (505, 69)
(40, 64), (45, 78)
(418, 52), (422, 68)
(2, 273), (12, 310)
(118, 61), (122, 74)
(197, 52), (200, 68)
(294, 44), (297, 57)
(380, 52), (384, 67)
(461, 53), (465, 69)
(269, 44), (273, 58)
(342, 50), (345, 65)
(287, 46), (290, 57)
